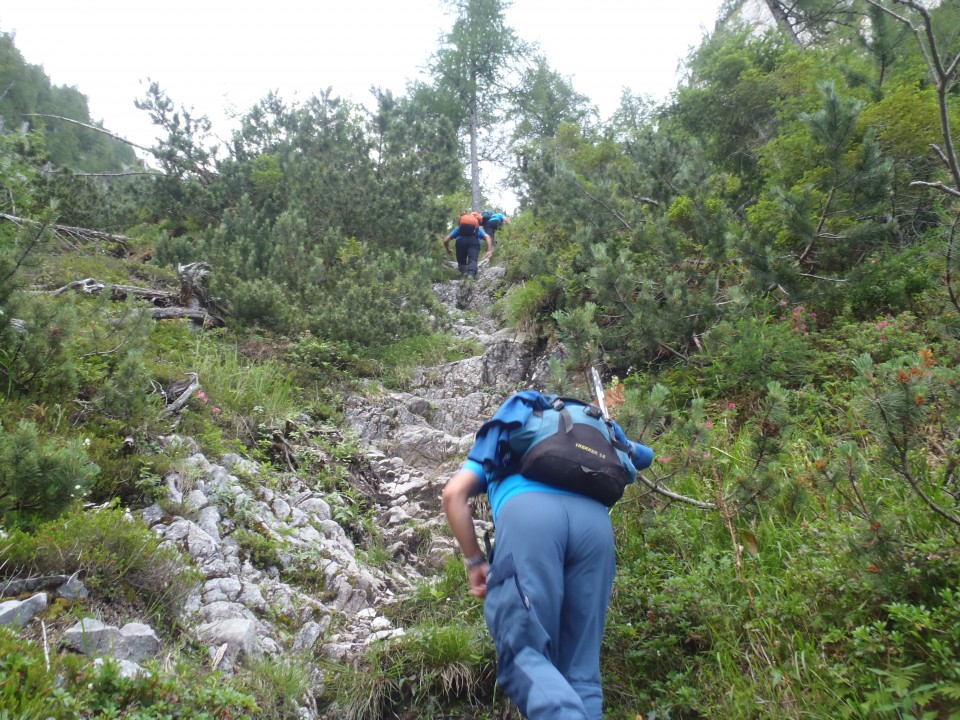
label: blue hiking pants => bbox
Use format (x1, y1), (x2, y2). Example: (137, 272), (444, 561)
(455, 236), (481, 277)
(484, 492), (616, 719)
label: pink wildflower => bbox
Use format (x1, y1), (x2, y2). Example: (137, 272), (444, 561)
(197, 390), (208, 403)
(212, 407), (221, 416)
(658, 456), (672, 464)
(728, 403), (736, 410)
(703, 452), (711, 458)
(705, 421), (714, 429)
(779, 300), (788, 307)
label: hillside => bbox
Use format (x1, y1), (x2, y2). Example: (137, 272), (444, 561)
(4, 2), (960, 718)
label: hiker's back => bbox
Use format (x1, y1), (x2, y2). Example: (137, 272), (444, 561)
(505, 395), (638, 507)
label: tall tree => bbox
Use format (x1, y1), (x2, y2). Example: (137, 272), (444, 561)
(430, 0), (520, 210)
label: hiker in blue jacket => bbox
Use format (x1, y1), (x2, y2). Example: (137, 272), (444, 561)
(442, 390), (654, 720)
(443, 221), (493, 279)
(480, 211), (510, 249)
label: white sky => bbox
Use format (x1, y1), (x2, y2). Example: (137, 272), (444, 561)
(1, 0), (725, 207)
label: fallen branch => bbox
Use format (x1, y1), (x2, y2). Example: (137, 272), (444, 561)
(1, 213), (130, 254)
(51, 278), (106, 296)
(150, 307), (224, 326)
(635, 472), (717, 510)
(910, 179), (960, 198)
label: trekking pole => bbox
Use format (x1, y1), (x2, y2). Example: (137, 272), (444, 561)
(590, 366), (608, 419)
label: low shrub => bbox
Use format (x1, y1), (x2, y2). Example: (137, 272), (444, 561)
(0, 419), (98, 529)
(0, 504), (201, 626)
(0, 625), (258, 719)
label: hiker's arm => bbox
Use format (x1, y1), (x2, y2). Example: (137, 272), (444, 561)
(485, 234), (493, 258)
(442, 467), (488, 597)
(442, 233), (453, 255)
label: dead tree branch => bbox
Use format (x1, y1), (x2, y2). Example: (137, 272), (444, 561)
(50, 278), (106, 296)
(161, 373), (200, 416)
(150, 307), (223, 326)
(866, 0), (960, 192)
(635, 472), (717, 510)
(1, 213), (130, 255)
(22, 114), (153, 155)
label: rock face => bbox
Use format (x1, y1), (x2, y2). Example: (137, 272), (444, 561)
(0, 263), (558, 717)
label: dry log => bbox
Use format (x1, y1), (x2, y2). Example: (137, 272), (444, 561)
(110, 284), (178, 304)
(150, 306), (224, 326)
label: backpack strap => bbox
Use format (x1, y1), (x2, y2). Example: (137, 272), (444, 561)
(553, 397), (630, 452)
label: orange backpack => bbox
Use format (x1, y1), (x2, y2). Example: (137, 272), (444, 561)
(459, 212), (480, 228)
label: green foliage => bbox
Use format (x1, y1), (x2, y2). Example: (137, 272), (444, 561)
(0, 504), (201, 625)
(501, 276), (558, 331)
(0, 419), (98, 529)
(321, 621), (497, 720)
(95, 350), (163, 422)
(701, 312), (815, 398)
(0, 130), (44, 217)
(286, 331), (377, 385)
(842, 244), (938, 319)
(234, 656), (313, 720)
(372, 332), (481, 390)
(0, 625), (257, 719)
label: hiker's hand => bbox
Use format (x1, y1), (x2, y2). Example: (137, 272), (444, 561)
(468, 563), (488, 598)
(485, 250), (492, 260)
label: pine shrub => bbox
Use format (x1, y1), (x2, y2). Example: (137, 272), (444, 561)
(0, 419), (98, 529)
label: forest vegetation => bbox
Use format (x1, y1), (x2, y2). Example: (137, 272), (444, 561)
(2, 0), (960, 717)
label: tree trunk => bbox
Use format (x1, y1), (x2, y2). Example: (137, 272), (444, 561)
(470, 71), (482, 211)
(764, 0), (804, 47)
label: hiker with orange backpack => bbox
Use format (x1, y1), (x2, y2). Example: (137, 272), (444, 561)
(442, 211), (492, 279)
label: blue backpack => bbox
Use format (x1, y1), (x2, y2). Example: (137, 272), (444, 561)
(504, 395), (637, 506)
(481, 210), (504, 231)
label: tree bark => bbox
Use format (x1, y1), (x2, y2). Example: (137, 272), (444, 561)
(764, 0), (804, 47)
(470, 70), (481, 211)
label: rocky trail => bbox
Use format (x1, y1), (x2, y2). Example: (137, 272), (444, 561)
(0, 263), (555, 717)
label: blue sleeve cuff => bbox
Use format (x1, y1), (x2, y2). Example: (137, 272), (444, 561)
(462, 459), (488, 487)
(629, 442), (654, 470)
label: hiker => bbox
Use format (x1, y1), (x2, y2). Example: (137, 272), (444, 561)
(443, 212), (493, 278)
(480, 210), (510, 249)
(442, 389), (654, 719)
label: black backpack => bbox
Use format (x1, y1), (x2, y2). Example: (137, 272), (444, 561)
(504, 395), (637, 506)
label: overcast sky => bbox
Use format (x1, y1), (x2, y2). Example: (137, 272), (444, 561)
(2, 0), (725, 207)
